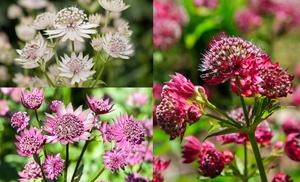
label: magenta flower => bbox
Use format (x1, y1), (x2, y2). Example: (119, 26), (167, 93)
(102, 148), (128, 173)
(200, 36), (263, 85)
(125, 173), (147, 182)
(153, 156), (170, 173)
(126, 92), (148, 108)
(165, 73), (198, 98)
(198, 148), (225, 179)
(272, 173), (293, 182)
(141, 118), (153, 139)
(222, 150), (235, 164)
(44, 103), (93, 145)
(86, 95), (114, 115)
(235, 8), (262, 33)
(153, 82), (163, 101)
(20, 88), (44, 110)
(48, 100), (63, 113)
(15, 127), (44, 157)
(110, 114), (145, 149)
(44, 154), (64, 180)
(11, 112), (30, 133)
(18, 161), (42, 182)
(0, 100), (9, 116)
(182, 135), (201, 163)
(126, 142), (149, 166)
(99, 121), (113, 144)
(282, 117), (300, 135)
(285, 132), (300, 161)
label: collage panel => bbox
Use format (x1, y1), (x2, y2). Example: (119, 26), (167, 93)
(154, 0), (300, 182)
(0, 87), (153, 181)
(0, 0), (152, 87)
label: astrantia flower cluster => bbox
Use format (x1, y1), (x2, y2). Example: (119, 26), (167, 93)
(156, 73), (205, 140)
(200, 36), (293, 98)
(182, 136), (234, 179)
(154, 0), (189, 50)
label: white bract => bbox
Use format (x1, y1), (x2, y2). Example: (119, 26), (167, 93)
(98, 0), (130, 12)
(33, 12), (56, 30)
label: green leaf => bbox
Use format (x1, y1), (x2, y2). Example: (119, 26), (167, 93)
(73, 164), (84, 182)
(204, 127), (240, 141)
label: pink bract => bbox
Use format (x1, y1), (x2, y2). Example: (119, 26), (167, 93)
(44, 154), (64, 180)
(102, 148), (128, 173)
(18, 161), (42, 182)
(86, 95), (114, 115)
(182, 135), (201, 163)
(20, 88), (44, 110)
(44, 103), (93, 145)
(11, 111), (30, 133)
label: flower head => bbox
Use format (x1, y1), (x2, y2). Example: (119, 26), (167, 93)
(125, 173), (148, 182)
(44, 154), (64, 180)
(110, 114), (145, 149)
(222, 150), (235, 164)
(11, 112), (30, 133)
(48, 100), (64, 113)
(235, 8), (262, 33)
(199, 36), (263, 85)
(102, 32), (134, 59)
(15, 127), (44, 157)
(58, 52), (96, 84)
(44, 7), (98, 42)
(198, 148), (225, 179)
(182, 136), (201, 163)
(282, 117), (300, 135)
(165, 73), (198, 98)
(285, 132), (300, 161)
(20, 88), (44, 110)
(0, 100), (9, 116)
(18, 161), (42, 182)
(272, 173), (293, 182)
(153, 156), (170, 182)
(86, 95), (114, 115)
(98, 0), (130, 12)
(91, 36), (103, 51)
(33, 12), (55, 30)
(44, 103), (94, 145)
(102, 148), (128, 173)
(126, 92), (148, 108)
(15, 33), (53, 69)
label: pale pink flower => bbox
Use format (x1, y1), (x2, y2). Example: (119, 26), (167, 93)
(98, 0), (130, 12)
(15, 127), (44, 157)
(44, 103), (93, 145)
(18, 161), (42, 182)
(11, 112), (30, 133)
(86, 95), (114, 115)
(126, 92), (148, 108)
(20, 88), (44, 110)
(0, 100), (9, 116)
(235, 8), (262, 33)
(102, 148), (128, 173)
(44, 154), (64, 180)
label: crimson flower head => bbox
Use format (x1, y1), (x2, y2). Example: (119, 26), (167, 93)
(272, 173), (293, 182)
(18, 161), (42, 182)
(222, 150), (235, 164)
(199, 36), (263, 85)
(44, 103), (94, 145)
(182, 135), (201, 163)
(20, 88), (44, 110)
(165, 73), (198, 98)
(44, 154), (64, 180)
(153, 156), (170, 182)
(11, 112), (30, 133)
(284, 132), (300, 161)
(86, 95), (114, 115)
(282, 117), (300, 135)
(15, 127), (44, 157)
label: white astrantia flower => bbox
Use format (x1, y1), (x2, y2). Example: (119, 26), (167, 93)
(58, 52), (96, 84)
(44, 7), (98, 42)
(116, 20), (132, 37)
(15, 24), (36, 42)
(18, 0), (48, 9)
(91, 37), (103, 51)
(98, 0), (130, 12)
(33, 12), (56, 30)
(15, 33), (53, 69)
(89, 13), (102, 25)
(102, 32), (134, 59)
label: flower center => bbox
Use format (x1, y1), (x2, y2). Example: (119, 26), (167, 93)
(67, 58), (85, 74)
(22, 43), (40, 61)
(55, 7), (87, 27)
(21, 135), (41, 154)
(109, 35), (126, 53)
(123, 118), (144, 145)
(24, 94), (43, 109)
(54, 114), (84, 140)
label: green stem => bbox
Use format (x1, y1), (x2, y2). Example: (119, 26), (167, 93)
(43, 70), (55, 87)
(91, 62), (106, 88)
(34, 110), (47, 159)
(244, 142), (248, 181)
(102, 11), (110, 35)
(65, 144), (69, 182)
(71, 41), (75, 52)
(90, 166), (105, 182)
(71, 140), (90, 182)
(248, 132), (267, 182)
(75, 82), (79, 87)
(33, 154), (47, 182)
(240, 96), (250, 127)
(53, 38), (61, 65)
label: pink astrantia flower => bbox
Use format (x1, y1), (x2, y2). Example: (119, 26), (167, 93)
(126, 92), (148, 108)
(125, 173), (148, 182)
(165, 73), (198, 98)
(48, 100), (63, 113)
(18, 161), (42, 182)
(222, 150), (235, 164)
(282, 117), (300, 135)
(15, 127), (44, 157)
(235, 8), (262, 33)
(99, 121), (113, 144)
(44, 103), (93, 145)
(272, 173), (293, 182)
(126, 141), (149, 166)
(0, 100), (9, 116)
(141, 118), (153, 139)
(153, 82), (163, 100)
(284, 132), (300, 161)
(86, 95), (114, 115)
(292, 85), (300, 106)
(44, 154), (64, 180)
(11, 112), (30, 133)
(182, 135), (201, 163)
(102, 148), (128, 173)
(198, 148), (225, 179)
(110, 114), (145, 149)
(153, 156), (170, 182)
(20, 88), (44, 110)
